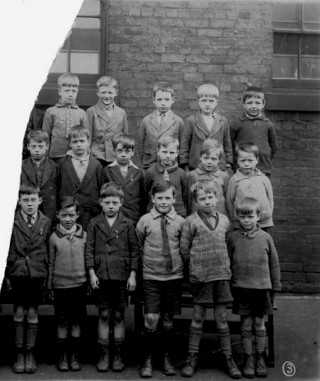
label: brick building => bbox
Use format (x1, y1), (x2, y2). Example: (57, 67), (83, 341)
(37, 0), (320, 293)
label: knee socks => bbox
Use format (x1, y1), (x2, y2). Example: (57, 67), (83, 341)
(217, 327), (232, 358)
(188, 325), (203, 355)
(255, 328), (266, 354)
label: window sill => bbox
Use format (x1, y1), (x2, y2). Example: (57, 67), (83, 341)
(265, 88), (320, 112)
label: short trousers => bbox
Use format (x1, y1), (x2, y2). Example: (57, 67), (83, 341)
(232, 288), (273, 316)
(94, 280), (128, 310)
(10, 277), (45, 308)
(54, 284), (87, 327)
(143, 279), (182, 316)
(190, 280), (233, 306)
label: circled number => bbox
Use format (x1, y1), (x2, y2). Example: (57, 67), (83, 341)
(282, 361), (296, 377)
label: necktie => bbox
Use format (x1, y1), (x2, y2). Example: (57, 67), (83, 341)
(163, 169), (170, 182)
(160, 214), (172, 272)
(27, 216), (33, 229)
(160, 113), (165, 129)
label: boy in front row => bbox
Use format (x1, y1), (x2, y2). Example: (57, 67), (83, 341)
(136, 181), (185, 378)
(227, 197), (281, 378)
(3, 185), (51, 374)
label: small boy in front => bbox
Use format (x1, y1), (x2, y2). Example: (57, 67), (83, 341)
(58, 124), (103, 230)
(47, 196), (87, 372)
(21, 130), (57, 222)
(180, 84), (233, 172)
(137, 82), (184, 170)
(42, 73), (88, 161)
(230, 86), (277, 176)
(144, 136), (188, 217)
(227, 197), (281, 378)
(4, 184), (51, 374)
(136, 181), (185, 378)
(85, 182), (139, 373)
(226, 143), (274, 233)
(86, 76), (128, 167)
(103, 133), (146, 224)
(187, 138), (229, 216)
(180, 180), (241, 379)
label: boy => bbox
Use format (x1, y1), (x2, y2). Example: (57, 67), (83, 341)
(226, 143), (273, 232)
(4, 184), (51, 374)
(42, 73), (88, 161)
(47, 196), (87, 372)
(58, 124), (103, 230)
(180, 84), (233, 172)
(144, 136), (188, 217)
(86, 76), (128, 167)
(21, 130), (57, 222)
(227, 197), (281, 378)
(187, 138), (229, 216)
(137, 82), (184, 170)
(103, 133), (146, 224)
(85, 182), (139, 372)
(230, 86), (277, 176)
(180, 180), (241, 379)
(136, 181), (185, 378)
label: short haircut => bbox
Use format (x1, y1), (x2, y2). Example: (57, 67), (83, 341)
(57, 196), (80, 213)
(153, 82), (175, 98)
(19, 184), (40, 198)
(68, 124), (90, 141)
(157, 135), (179, 150)
(235, 142), (259, 159)
(100, 182), (124, 201)
(112, 133), (135, 150)
(191, 179), (218, 201)
(200, 138), (223, 159)
(197, 83), (219, 99)
(96, 76), (118, 92)
(58, 73), (80, 88)
(151, 181), (176, 197)
(236, 197), (261, 216)
(27, 130), (49, 144)
(243, 86), (265, 103)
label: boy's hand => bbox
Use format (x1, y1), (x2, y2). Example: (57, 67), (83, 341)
(48, 290), (54, 301)
(89, 271), (99, 289)
(3, 277), (11, 292)
(127, 272), (136, 292)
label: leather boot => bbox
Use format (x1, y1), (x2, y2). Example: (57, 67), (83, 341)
(242, 354), (254, 378)
(112, 341), (125, 372)
(97, 345), (109, 372)
(25, 349), (37, 374)
(25, 322), (38, 373)
(163, 353), (176, 376)
(140, 355), (153, 378)
(13, 321), (25, 374)
(181, 353), (198, 378)
(225, 356), (242, 379)
(56, 338), (68, 372)
(70, 337), (81, 371)
(255, 352), (267, 378)
(12, 349), (25, 374)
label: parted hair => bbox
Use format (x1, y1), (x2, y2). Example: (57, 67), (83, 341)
(153, 82), (175, 98)
(19, 184), (40, 198)
(58, 73), (80, 88)
(236, 197), (261, 215)
(151, 181), (176, 197)
(27, 130), (49, 144)
(68, 124), (90, 141)
(112, 133), (135, 150)
(200, 138), (223, 159)
(191, 179), (218, 201)
(57, 196), (80, 213)
(96, 76), (118, 92)
(235, 142), (259, 159)
(100, 182), (124, 201)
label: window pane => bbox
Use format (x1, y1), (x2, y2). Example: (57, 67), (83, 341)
(273, 2), (301, 29)
(274, 33), (299, 54)
(70, 52), (99, 73)
(49, 52), (68, 73)
(302, 35), (320, 55)
(78, 0), (100, 16)
(71, 28), (100, 51)
(303, 2), (320, 30)
(301, 57), (320, 78)
(273, 56), (298, 78)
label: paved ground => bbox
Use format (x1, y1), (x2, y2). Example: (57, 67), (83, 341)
(0, 295), (319, 381)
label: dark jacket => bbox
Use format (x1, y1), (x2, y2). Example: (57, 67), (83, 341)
(85, 212), (140, 281)
(5, 211), (51, 279)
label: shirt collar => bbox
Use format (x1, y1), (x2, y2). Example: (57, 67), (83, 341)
(21, 210), (37, 223)
(150, 206), (176, 221)
(66, 150), (90, 162)
(108, 160), (139, 169)
(99, 100), (115, 111)
(56, 102), (79, 109)
(31, 157), (45, 167)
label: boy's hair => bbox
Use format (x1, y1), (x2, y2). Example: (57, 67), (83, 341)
(235, 142), (259, 159)
(151, 181), (176, 197)
(27, 130), (49, 145)
(58, 73), (80, 89)
(197, 83), (219, 99)
(157, 135), (179, 150)
(100, 182), (124, 201)
(19, 184), (40, 198)
(153, 82), (175, 98)
(112, 133), (135, 150)
(236, 197), (261, 216)
(57, 196), (80, 213)
(243, 86), (265, 103)
(96, 76), (118, 92)
(200, 138), (223, 159)
(68, 124), (90, 142)
(191, 179), (218, 201)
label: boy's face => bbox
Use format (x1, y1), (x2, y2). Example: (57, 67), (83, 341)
(200, 150), (220, 172)
(153, 90), (174, 114)
(195, 189), (217, 215)
(237, 151), (258, 175)
(100, 196), (123, 218)
(69, 135), (90, 157)
(157, 143), (179, 167)
(58, 86), (78, 105)
(114, 143), (134, 167)
(198, 95), (219, 115)
(19, 193), (42, 216)
(57, 206), (79, 230)
(27, 139), (48, 161)
(238, 211), (260, 231)
(151, 188), (176, 215)
(243, 96), (265, 117)
(97, 85), (117, 107)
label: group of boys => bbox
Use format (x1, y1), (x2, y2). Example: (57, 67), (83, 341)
(2, 73), (281, 380)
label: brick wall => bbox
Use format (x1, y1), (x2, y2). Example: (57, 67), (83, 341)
(106, 0), (320, 293)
